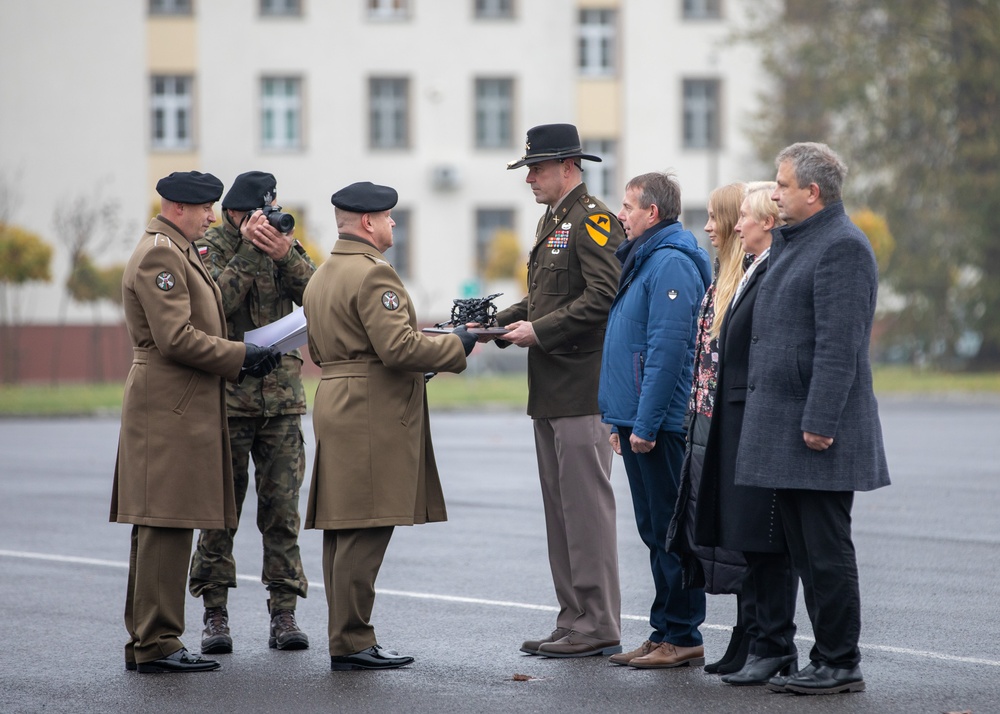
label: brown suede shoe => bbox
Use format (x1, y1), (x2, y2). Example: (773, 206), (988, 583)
(536, 631), (622, 658)
(609, 640), (655, 666)
(520, 627), (571, 655)
(629, 642), (705, 669)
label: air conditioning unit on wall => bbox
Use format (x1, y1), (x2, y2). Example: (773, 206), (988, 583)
(431, 164), (461, 191)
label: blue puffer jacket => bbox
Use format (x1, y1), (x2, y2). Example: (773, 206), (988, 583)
(598, 222), (711, 439)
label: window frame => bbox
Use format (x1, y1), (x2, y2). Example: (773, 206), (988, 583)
(474, 77), (515, 150)
(369, 77), (410, 150)
(150, 74), (195, 151)
(682, 78), (722, 150)
(578, 8), (616, 77)
(260, 0), (302, 17)
(260, 76), (304, 151)
(149, 0), (192, 16)
(581, 139), (618, 206)
(474, 0), (514, 20)
(368, 0), (409, 20)
(475, 207), (516, 275)
(682, 0), (722, 20)
(382, 207), (412, 278)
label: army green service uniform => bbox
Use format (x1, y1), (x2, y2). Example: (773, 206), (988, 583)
(496, 182), (625, 643)
(189, 214), (316, 612)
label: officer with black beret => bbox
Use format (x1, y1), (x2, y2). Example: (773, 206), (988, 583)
(189, 170), (315, 655)
(111, 171), (281, 673)
(302, 181), (477, 671)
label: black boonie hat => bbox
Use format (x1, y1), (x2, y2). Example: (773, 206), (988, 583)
(155, 171), (224, 204)
(222, 171), (277, 211)
(506, 123), (602, 170)
(330, 182), (398, 213)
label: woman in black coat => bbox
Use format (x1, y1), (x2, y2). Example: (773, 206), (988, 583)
(695, 181), (799, 685)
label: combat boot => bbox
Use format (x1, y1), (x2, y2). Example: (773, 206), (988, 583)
(268, 599), (309, 650)
(201, 606), (233, 654)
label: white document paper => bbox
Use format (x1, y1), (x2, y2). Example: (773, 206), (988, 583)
(243, 306), (308, 354)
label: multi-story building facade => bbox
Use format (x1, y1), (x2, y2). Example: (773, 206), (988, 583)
(1, 0), (768, 326)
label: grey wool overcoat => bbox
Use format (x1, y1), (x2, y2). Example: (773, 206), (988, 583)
(735, 202), (890, 493)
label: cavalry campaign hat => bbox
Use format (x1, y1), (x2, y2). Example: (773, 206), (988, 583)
(222, 171), (277, 211)
(155, 171), (224, 204)
(330, 181), (398, 213)
(506, 123), (602, 170)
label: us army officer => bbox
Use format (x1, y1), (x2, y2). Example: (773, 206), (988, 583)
(302, 181), (476, 671)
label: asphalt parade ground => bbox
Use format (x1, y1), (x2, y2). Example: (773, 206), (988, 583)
(1, 396), (998, 714)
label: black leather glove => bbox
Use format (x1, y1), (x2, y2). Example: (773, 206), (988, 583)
(452, 325), (477, 357)
(239, 343), (281, 382)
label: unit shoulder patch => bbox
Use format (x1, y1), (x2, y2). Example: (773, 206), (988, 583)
(155, 271), (175, 291)
(584, 213), (613, 246)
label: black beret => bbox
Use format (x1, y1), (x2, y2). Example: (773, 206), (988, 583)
(330, 181), (398, 213)
(222, 171), (277, 211)
(155, 171), (224, 204)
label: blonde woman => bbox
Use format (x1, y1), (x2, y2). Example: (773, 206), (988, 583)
(667, 182), (750, 674)
(698, 182), (800, 686)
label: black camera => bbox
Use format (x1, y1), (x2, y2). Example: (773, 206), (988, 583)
(259, 205), (295, 233)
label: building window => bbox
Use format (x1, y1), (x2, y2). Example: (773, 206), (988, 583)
(368, 0), (409, 19)
(383, 208), (411, 278)
(683, 79), (721, 149)
(581, 139), (617, 206)
(682, 0), (722, 19)
(578, 9), (615, 76)
(475, 0), (513, 19)
(151, 75), (193, 150)
(475, 208), (515, 275)
(475, 78), (514, 149)
(149, 0), (192, 15)
(369, 78), (409, 149)
(260, 0), (301, 16)
(261, 77), (302, 150)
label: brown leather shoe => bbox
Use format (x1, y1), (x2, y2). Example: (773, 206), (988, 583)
(269, 607), (309, 650)
(629, 642), (705, 669)
(536, 631), (622, 658)
(520, 627), (571, 655)
(201, 606), (232, 655)
(609, 640), (655, 666)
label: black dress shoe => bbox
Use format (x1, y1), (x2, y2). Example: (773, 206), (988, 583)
(722, 653), (797, 685)
(767, 661), (816, 692)
(136, 647), (220, 673)
(330, 644), (414, 671)
(125, 661), (137, 672)
(784, 663), (865, 694)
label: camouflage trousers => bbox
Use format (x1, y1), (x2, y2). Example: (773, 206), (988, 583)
(189, 414), (308, 611)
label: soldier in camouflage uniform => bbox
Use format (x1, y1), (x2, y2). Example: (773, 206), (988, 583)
(189, 171), (316, 653)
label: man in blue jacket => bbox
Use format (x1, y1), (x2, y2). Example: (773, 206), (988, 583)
(599, 172), (711, 669)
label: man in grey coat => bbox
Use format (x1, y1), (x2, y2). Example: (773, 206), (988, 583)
(735, 142), (890, 695)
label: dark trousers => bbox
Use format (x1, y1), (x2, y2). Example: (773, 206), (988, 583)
(620, 428), (706, 647)
(742, 551), (798, 658)
(776, 489), (861, 668)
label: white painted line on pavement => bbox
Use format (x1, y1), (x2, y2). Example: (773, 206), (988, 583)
(4, 548), (999, 668)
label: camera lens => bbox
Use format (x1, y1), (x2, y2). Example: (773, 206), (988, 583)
(266, 210), (295, 233)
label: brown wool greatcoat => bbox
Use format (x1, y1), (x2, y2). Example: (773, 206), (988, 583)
(110, 216), (244, 530)
(302, 236), (467, 530)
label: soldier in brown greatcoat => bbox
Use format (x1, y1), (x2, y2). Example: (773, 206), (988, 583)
(487, 124), (626, 658)
(302, 181), (477, 671)
(111, 171), (281, 674)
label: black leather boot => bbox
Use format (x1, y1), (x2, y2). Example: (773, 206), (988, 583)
(704, 626), (750, 674)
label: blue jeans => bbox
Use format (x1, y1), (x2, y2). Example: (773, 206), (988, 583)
(620, 428), (706, 647)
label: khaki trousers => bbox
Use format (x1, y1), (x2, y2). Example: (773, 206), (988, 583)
(322, 526), (394, 656)
(124, 525), (192, 665)
(533, 415), (621, 641)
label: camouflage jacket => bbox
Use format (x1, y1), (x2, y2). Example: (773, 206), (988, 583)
(196, 216), (316, 416)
